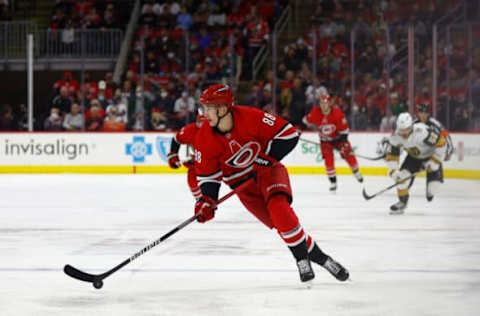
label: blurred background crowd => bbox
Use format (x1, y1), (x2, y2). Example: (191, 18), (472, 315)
(1, 0), (479, 132)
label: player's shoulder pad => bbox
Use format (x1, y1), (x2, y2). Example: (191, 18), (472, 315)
(388, 133), (403, 147)
(428, 117), (444, 130)
(413, 122), (429, 136)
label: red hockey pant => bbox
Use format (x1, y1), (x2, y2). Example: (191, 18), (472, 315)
(235, 163), (313, 250)
(321, 140), (358, 177)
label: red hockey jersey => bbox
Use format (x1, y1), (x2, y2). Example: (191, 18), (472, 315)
(194, 106), (298, 187)
(304, 106), (349, 141)
(175, 122), (199, 146)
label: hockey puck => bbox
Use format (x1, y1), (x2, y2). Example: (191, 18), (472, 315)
(93, 280), (103, 289)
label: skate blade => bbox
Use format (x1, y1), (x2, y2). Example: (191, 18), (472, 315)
(389, 210), (405, 215)
(303, 280), (313, 289)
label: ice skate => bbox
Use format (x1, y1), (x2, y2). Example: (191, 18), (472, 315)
(354, 171), (363, 183)
(296, 259), (315, 283)
(389, 201), (407, 215)
(322, 257), (349, 281)
(329, 182), (337, 192)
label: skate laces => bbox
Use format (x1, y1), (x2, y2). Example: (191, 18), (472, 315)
(324, 258), (341, 275)
(297, 259), (312, 274)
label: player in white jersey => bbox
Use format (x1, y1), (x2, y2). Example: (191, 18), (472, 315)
(385, 112), (448, 214)
(414, 103), (454, 160)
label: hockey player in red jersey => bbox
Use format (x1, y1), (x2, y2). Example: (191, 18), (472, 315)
(193, 83), (349, 283)
(167, 109), (206, 200)
(303, 93), (363, 191)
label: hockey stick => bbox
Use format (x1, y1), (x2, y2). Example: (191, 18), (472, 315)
(64, 178), (253, 289)
(299, 137), (386, 161)
(362, 173), (418, 200)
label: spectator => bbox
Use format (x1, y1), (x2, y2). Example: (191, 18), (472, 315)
(85, 102), (104, 131)
(349, 104), (368, 130)
(52, 86), (73, 115)
(415, 86), (432, 109)
(389, 92), (407, 116)
(283, 45), (298, 72)
(105, 72), (118, 93)
(0, 104), (15, 130)
(85, 99), (105, 121)
(104, 102), (125, 123)
(207, 4), (226, 27)
(97, 80), (111, 108)
(246, 12), (270, 65)
(139, 3), (156, 27)
(260, 83), (274, 112)
(290, 78), (307, 126)
(173, 91), (195, 129)
(294, 38), (309, 63)
(204, 56), (222, 81)
(107, 89), (128, 123)
(453, 106), (472, 131)
(44, 107), (63, 131)
(74, 0), (91, 19)
(63, 103), (84, 131)
(364, 95), (382, 130)
(103, 105), (126, 131)
(197, 26), (212, 50)
(380, 112), (396, 132)
(53, 71), (79, 97)
(128, 86), (152, 130)
(150, 108), (169, 130)
(305, 78), (328, 107)
(176, 5), (192, 30)
(162, 0), (181, 16)
(83, 7), (101, 29)
(220, 45), (243, 85)
(102, 3), (118, 29)
(159, 52), (182, 75)
(279, 87), (292, 119)
(130, 112), (146, 131)
(247, 82), (264, 107)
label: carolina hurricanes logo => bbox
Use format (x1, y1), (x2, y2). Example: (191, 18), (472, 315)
(225, 141), (261, 168)
(320, 124), (336, 136)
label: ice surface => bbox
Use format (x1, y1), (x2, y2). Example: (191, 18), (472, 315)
(0, 174), (479, 316)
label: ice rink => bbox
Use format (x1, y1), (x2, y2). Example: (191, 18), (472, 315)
(1, 173), (479, 316)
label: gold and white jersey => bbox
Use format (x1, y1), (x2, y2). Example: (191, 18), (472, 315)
(388, 122), (446, 161)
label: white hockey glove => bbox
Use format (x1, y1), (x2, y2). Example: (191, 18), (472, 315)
(388, 169), (403, 183)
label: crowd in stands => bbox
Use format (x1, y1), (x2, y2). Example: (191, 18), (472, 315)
(50, 0), (130, 30)
(121, 0), (288, 129)
(247, 0), (480, 132)
(1, 0), (479, 132)
(297, 0), (479, 132)
(0, 0), (10, 21)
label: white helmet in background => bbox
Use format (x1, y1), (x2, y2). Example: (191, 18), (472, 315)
(395, 112), (413, 137)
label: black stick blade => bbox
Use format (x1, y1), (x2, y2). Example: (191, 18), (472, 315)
(362, 188), (373, 200)
(64, 264), (97, 283)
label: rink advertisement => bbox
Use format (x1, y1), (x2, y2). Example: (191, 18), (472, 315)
(0, 132), (478, 178)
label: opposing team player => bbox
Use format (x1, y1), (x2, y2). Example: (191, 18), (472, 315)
(167, 109), (206, 200)
(386, 112), (448, 214)
(303, 93), (363, 191)
(193, 84), (349, 284)
(415, 103), (454, 161)
(377, 104), (454, 197)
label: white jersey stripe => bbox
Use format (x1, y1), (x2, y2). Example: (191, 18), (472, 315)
(197, 170), (222, 181)
(281, 225), (302, 239)
(222, 165), (254, 182)
(286, 234), (306, 247)
(198, 179), (222, 186)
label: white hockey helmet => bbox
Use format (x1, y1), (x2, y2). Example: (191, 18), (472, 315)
(395, 112), (413, 136)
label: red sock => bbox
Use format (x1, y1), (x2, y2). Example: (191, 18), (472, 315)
(267, 194), (305, 246)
